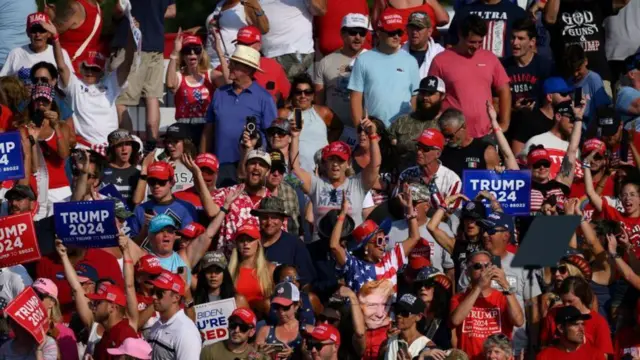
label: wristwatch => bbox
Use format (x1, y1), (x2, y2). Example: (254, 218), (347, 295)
(185, 299), (195, 308)
(502, 286), (516, 295)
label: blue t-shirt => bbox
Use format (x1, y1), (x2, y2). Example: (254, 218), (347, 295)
(0, 0), (37, 66)
(448, 0), (526, 59)
(206, 82), (276, 164)
(111, 0), (174, 52)
(263, 232), (317, 285)
(347, 49), (420, 127)
(130, 198), (197, 237)
(616, 86), (640, 126)
(569, 71), (612, 124)
(151, 251), (192, 285)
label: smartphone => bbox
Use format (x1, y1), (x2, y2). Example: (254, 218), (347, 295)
(270, 343), (286, 352)
(573, 87), (583, 107)
(32, 109), (45, 127)
(245, 116), (257, 136)
(492, 255), (502, 269)
(155, 148), (168, 161)
(177, 266), (185, 274)
(144, 208), (155, 216)
(294, 108), (302, 130)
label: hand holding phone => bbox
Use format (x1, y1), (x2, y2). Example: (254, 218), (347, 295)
(573, 87), (583, 107)
(294, 108), (303, 130)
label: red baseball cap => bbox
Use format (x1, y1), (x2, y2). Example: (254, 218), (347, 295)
(182, 35), (203, 47)
(351, 219), (392, 250)
(195, 153), (219, 172)
(149, 271), (186, 296)
(321, 141), (351, 161)
(26, 12), (50, 32)
(582, 138), (606, 156)
(234, 26), (261, 45)
(408, 238), (432, 270)
(377, 9), (404, 32)
(230, 307), (257, 327)
(309, 324), (341, 346)
(85, 283), (126, 307)
(135, 255), (163, 275)
(148, 161), (174, 181)
(415, 129), (445, 150)
(527, 148), (551, 166)
(82, 51), (107, 70)
(233, 223), (261, 241)
(179, 222), (206, 239)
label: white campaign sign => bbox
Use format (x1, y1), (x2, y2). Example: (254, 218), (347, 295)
(194, 298), (237, 346)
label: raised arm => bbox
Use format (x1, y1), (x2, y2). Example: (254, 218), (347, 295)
(40, 21), (71, 88)
(360, 115), (381, 191)
(427, 194), (470, 254)
(236, 130), (258, 182)
(71, 149), (90, 201)
(329, 193), (349, 266)
(117, 18), (138, 87)
(55, 240), (94, 328)
(243, 0), (270, 33)
(494, 267), (525, 327)
(543, 0), (561, 24)
(132, 151), (156, 205)
(118, 234), (139, 331)
(339, 286), (366, 355)
(166, 29), (183, 93)
(182, 154), (221, 218)
(397, 184), (421, 255)
(46, 1), (83, 34)
(289, 117), (312, 194)
(582, 156), (603, 212)
(210, 29), (231, 87)
(487, 101), (518, 170)
(555, 104), (584, 187)
(607, 234), (640, 290)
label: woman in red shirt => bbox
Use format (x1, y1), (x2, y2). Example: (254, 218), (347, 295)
(166, 30), (228, 153)
(540, 276), (613, 355)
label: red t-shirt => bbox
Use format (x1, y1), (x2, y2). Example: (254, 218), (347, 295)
(540, 308), (614, 354)
(450, 289), (514, 360)
(613, 326), (640, 360)
(174, 187), (204, 210)
(363, 325), (390, 360)
(35, 249), (125, 323)
(314, 0), (372, 56)
(93, 319), (138, 360)
(255, 57), (291, 103)
(569, 177), (615, 221)
(598, 198), (640, 258)
(0, 105), (14, 131)
(536, 343), (605, 360)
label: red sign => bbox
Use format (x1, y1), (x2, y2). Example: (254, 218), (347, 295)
(4, 287), (49, 344)
(0, 213), (41, 268)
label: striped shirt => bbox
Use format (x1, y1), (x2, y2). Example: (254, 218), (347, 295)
(398, 163), (463, 210)
(530, 180), (570, 213)
(337, 244), (407, 296)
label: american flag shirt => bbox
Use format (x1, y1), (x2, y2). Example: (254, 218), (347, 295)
(336, 244), (407, 294)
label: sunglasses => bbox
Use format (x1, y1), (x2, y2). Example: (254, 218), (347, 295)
(532, 161), (551, 169)
(273, 303), (293, 311)
(282, 275), (299, 283)
(369, 234), (389, 247)
(484, 227), (509, 236)
(414, 280), (436, 291)
(592, 154), (604, 161)
(345, 28), (368, 37)
(271, 167), (286, 175)
(293, 89), (314, 96)
(148, 178), (169, 187)
(416, 144), (437, 153)
(384, 30), (404, 37)
(554, 265), (568, 275)
(29, 26), (47, 34)
(472, 262), (491, 271)
(443, 125), (464, 140)
(32, 77), (51, 84)
(180, 46), (203, 55)
(229, 322), (253, 332)
(267, 130), (289, 138)
(308, 341), (331, 351)
(395, 310), (414, 318)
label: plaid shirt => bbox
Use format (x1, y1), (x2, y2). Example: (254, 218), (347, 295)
(275, 181), (300, 235)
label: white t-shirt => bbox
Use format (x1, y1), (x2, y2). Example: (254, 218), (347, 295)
(0, 44), (73, 83)
(0, 265), (33, 311)
(61, 71), (125, 146)
(260, 0), (314, 58)
(205, 0), (247, 68)
(148, 310), (202, 360)
(604, 0), (640, 61)
(397, 163), (463, 210)
(520, 131), (581, 178)
(387, 220), (455, 272)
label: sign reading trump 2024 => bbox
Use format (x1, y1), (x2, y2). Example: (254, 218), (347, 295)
(195, 298), (236, 346)
(0, 213), (41, 268)
(0, 131), (24, 181)
(463, 170), (532, 215)
(54, 200), (118, 248)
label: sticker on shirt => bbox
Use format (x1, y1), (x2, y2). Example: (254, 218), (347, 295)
(462, 307), (502, 337)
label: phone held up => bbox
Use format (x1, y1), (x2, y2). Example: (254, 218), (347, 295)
(573, 87), (583, 108)
(294, 108), (302, 130)
(245, 116), (257, 136)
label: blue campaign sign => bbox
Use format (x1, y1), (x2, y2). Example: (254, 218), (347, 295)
(0, 131), (25, 181)
(462, 170), (532, 215)
(54, 200), (118, 248)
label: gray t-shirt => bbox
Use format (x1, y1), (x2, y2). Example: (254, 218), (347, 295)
(314, 50), (354, 127)
(387, 220), (454, 272)
(309, 173), (366, 242)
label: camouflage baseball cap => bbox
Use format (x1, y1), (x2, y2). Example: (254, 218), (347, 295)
(408, 183), (431, 203)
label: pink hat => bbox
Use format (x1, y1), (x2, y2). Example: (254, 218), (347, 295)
(33, 278), (58, 301)
(107, 338), (152, 359)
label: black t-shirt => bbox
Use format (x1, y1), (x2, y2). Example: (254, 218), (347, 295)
(502, 54), (554, 104)
(440, 138), (492, 177)
(409, 48), (428, 68)
(512, 108), (554, 144)
(102, 165), (141, 208)
(545, 0), (614, 80)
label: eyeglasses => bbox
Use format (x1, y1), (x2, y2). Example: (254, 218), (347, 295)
(484, 227), (509, 236)
(554, 265), (568, 275)
(293, 89), (314, 96)
(271, 167), (286, 175)
(532, 161), (551, 169)
(229, 322), (253, 332)
(345, 28), (368, 37)
(148, 179), (169, 187)
(472, 262), (491, 271)
(384, 30), (404, 37)
(443, 125), (464, 140)
(32, 77), (51, 84)
(180, 46), (203, 55)
(308, 341), (332, 351)
(369, 234), (388, 247)
(273, 303), (293, 311)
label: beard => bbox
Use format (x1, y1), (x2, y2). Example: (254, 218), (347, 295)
(415, 101), (442, 120)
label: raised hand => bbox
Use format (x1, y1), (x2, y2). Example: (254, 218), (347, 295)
(182, 153), (199, 174)
(606, 234), (617, 256)
(55, 239), (67, 258)
(445, 193), (469, 207)
(39, 20), (58, 37)
(173, 27), (183, 54)
(224, 184), (245, 208)
(339, 191), (350, 215)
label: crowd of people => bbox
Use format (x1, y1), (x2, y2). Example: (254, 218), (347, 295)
(0, 0), (639, 359)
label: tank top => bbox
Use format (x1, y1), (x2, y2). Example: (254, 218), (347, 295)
(440, 138), (491, 177)
(174, 72), (215, 120)
(385, 0), (438, 43)
(40, 132), (70, 189)
(364, 325), (391, 360)
(288, 107), (329, 173)
(59, 0), (102, 72)
(206, 0), (247, 68)
(265, 323), (304, 358)
(236, 266), (264, 303)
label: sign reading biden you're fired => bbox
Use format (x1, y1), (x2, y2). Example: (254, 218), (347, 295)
(5, 287), (49, 344)
(0, 131), (25, 181)
(195, 298), (237, 346)
(463, 170), (532, 215)
(54, 200), (118, 248)
(0, 213), (41, 268)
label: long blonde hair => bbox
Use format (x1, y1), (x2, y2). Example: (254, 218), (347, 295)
(228, 240), (274, 298)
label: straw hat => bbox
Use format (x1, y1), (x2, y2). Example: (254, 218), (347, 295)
(230, 45), (263, 72)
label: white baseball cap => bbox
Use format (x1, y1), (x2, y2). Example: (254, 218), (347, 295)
(246, 149), (272, 168)
(341, 13), (372, 30)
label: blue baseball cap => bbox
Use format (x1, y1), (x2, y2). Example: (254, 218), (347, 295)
(543, 77), (573, 95)
(149, 214), (177, 234)
(624, 52), (640, 73)
(75, 264), (99, 283)
(478, 211), (514, 233)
